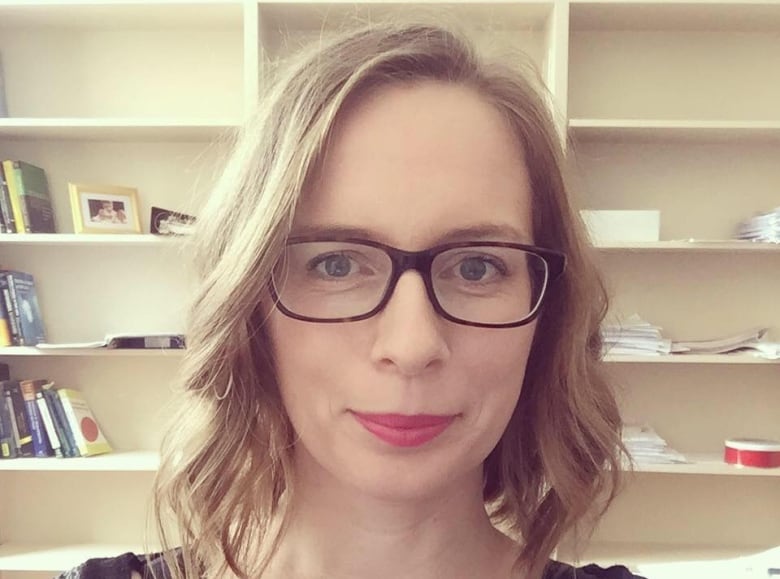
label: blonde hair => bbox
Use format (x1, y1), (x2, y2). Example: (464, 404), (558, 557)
(149, 20), (625, 579)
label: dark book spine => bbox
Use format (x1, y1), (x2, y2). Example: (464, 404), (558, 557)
(36, 391), (62, 458)
(42, 387), (71, 457)
(2, 381), (33, 456)
(1, 390), (19, 458)
(43, 386), (78, 457)
(0, 164), (10, 233)
(3, 273), (21, 346)
(0, 277), (20, 346)
(20, 381), (52, 457)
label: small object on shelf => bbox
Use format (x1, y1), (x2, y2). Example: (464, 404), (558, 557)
(68, 182), (141, 234)
(734, 207), (780, 244)
(37, 333), (186, 350)
(724, 438), (780, 469)
(150, 206), (196, 236)
(579, 209), (660, 243)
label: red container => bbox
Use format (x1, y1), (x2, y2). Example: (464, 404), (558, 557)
(724, 438), (780, 468)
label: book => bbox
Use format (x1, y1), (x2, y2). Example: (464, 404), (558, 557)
(57, 388), (112, 457)
(42, 383), (78, 458)
(0, 163), (15, 233)
(1, 380), (34, 456)
(35, 388), (62, 458)
(11, 161), (56, 233)
(0, 287), (12, 347)
(0, 384), (17, 458)
(2, 271), (46, 346)
(19, 379), (53, 457)
(36, 332), (186, 350)
(2, 161), (25, 233)
(0, 274), (20, 345)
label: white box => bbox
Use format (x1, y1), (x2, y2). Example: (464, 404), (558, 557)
(579, 210), (660, 243)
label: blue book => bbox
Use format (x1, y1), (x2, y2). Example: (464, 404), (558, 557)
(3, 271), (46, 346)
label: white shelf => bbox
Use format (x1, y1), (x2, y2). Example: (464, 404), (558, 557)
(0, 118), (240, 141)
(0, 450), (159, 472)
(633, 453), (780, 477)
(569, 119), (780, 142)
(594, 240), (780, 252)
(0, 233), (180, 246)
(0, 542), (156, 573)
(0, 346), (185, 357)
(604, 354), (780, 364)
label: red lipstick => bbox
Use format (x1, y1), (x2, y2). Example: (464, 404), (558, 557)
(351, 412), (455, 448)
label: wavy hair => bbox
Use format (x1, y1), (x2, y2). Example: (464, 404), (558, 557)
(148, 19), (625, 579)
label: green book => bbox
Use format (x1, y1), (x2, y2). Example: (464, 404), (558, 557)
(13, 161), (56, 233)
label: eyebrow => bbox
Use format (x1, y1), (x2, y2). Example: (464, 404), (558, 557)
(289, 223), (533, 245)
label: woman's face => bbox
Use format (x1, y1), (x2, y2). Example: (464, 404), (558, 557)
(267, 81), (537, 501)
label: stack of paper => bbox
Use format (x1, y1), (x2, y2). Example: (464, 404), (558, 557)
(735, 207), (780, 243)
(622, 425), (688, 466)
(602, 314), (672, 356)
(671, 327), (779, 359)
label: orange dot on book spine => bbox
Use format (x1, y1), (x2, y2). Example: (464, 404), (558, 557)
(81, 417), (99, 442)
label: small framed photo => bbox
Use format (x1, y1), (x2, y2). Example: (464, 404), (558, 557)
(68, 183), (142, 234)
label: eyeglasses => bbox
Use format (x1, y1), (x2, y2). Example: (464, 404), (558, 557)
(269, 238), (566, 329)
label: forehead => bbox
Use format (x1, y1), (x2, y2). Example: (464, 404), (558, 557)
(294, 81), (533, 249)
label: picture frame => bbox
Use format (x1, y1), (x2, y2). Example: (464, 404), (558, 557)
(68, 183), (142, 234)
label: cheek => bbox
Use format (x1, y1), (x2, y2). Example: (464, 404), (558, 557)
(463, 325), (535, 440)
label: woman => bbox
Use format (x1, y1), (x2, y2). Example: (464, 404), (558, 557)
(59, 21), (642, 579)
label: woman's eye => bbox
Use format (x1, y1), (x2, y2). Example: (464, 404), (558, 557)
(458, 257), (495, 281)
(308, 254), (355, 278)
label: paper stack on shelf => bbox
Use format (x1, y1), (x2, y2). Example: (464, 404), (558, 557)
(734, 207), (780, 243)
(602, 314), (672, 356)
(671, 327), (779, 359)
(622, 425), (688, 466)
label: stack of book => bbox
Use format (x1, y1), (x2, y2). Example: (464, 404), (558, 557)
(0, 379), (112, 459)
(734, 207), (780, 243)
(0, 160), (57, 234)
(0, 269), (46, 346)
(602, 314), (672, 356)
(622, 424), (688, 466)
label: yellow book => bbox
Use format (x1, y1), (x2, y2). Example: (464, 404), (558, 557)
(56, 388), (113, 457)
(2, 161), (25, 233)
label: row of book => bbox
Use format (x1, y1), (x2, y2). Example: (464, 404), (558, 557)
(0, 269), (46, 346)
(0, 160), (56, 234)
(0, 378), (112, 459)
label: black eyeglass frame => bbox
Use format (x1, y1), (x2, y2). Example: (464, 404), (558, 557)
(269, 237), (567, 329)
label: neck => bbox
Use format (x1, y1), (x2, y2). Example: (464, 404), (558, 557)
(264, 451), (519, 579)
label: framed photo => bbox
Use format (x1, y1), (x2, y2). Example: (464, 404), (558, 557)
(68, 183), (142, 234)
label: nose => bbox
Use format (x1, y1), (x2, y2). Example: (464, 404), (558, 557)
(370, 270), (451, 377)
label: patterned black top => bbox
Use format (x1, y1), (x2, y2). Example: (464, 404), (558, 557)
(55, 549), (647, 578)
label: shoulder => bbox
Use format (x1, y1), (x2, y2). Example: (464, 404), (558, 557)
(545, 560), (647, 579)
(54, 549), (182, 579)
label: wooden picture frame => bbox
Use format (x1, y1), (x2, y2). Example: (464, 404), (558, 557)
(68, 183), (142, 234)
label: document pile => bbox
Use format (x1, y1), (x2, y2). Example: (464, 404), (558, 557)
(671, 327), (779, 359)
(622, 425), (688, 466)
(734, 207), (780, 243)
(602, 314), (672, 356)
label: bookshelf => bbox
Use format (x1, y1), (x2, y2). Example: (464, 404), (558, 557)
(0, 1), (777, 577)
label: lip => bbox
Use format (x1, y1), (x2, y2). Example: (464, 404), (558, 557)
(351, 412), (456, 448)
